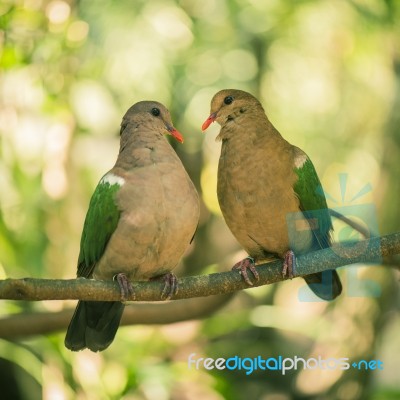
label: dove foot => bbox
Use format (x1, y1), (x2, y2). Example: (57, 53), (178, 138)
(114, 273), (135, 301)
(282, 250), (296, 279)
(232, 256), (259, 286)
(151, 273), (178, 300)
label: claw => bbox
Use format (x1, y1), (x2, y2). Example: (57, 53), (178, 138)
(232, 256), (259, 286)
(150, 273), (178, 300)
(282, 250), (296, 279)
(161, 273), (178, 300)
(114, 273), (135, 301)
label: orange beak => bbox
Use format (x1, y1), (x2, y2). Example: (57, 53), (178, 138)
(167, 126), (184, 143)
(202, 112), (217, 131)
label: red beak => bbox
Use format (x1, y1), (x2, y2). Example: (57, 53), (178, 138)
(202, 112), (217, 131)
(167, 126), (184, 143)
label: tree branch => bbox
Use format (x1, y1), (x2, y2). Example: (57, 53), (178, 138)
(0, 294), (234, 339)
(0, 232), (399, 339)
(0, 232), (399, 303)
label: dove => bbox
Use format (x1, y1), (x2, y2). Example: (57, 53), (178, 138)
(65, 101), (200, 351)
(202, 89), (341, 300)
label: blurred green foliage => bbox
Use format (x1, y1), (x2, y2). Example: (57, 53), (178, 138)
(1, 0), (400, 399)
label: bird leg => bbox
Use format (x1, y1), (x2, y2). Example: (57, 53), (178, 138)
(162, 273), (178, 300)
(282, 250), (296, 279)
(150, 273), (178, 300)
(232, 256), (259, 286)
(114, 273), (135, 301)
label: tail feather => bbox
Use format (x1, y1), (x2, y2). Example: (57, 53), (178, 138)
(304, 270), (342, 301)
(65, 301), (125, 352)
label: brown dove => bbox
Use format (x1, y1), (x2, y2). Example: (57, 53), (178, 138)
(202, 89), (341, 301)
(65, 101), (200, 352)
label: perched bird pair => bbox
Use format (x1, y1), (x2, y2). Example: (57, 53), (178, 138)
(65, 90), (341, 352)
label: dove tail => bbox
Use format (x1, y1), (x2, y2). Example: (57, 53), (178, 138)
(303, 270), (342, 301)
(65, 301), (125, 352)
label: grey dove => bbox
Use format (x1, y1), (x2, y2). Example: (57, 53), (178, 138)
(65, 101), (200, 352)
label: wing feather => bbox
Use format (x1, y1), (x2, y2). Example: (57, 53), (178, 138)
(77, 178), (121, 277)
(293, 148), (332, 249)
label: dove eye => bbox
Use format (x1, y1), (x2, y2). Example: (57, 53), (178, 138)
(224, 96), (234, 105)
(151, 108), (160, 117)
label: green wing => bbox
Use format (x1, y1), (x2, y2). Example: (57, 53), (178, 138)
(293, 154), (333, 249)
(77, 178), (121, 278)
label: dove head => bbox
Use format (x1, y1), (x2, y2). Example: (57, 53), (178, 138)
(202, 89), (264, 132)
(121, 101), (184, 143)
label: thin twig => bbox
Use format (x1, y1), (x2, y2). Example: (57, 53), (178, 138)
(329, 209), (371, 238)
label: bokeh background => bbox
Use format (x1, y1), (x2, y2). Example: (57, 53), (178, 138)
(1, 0), (400, 399)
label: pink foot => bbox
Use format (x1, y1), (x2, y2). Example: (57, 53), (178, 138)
(282, 250), (296, 279)
(232, 257), (259, 286)
(115, 273), (135, 301)
(151, 273), (178, 300)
